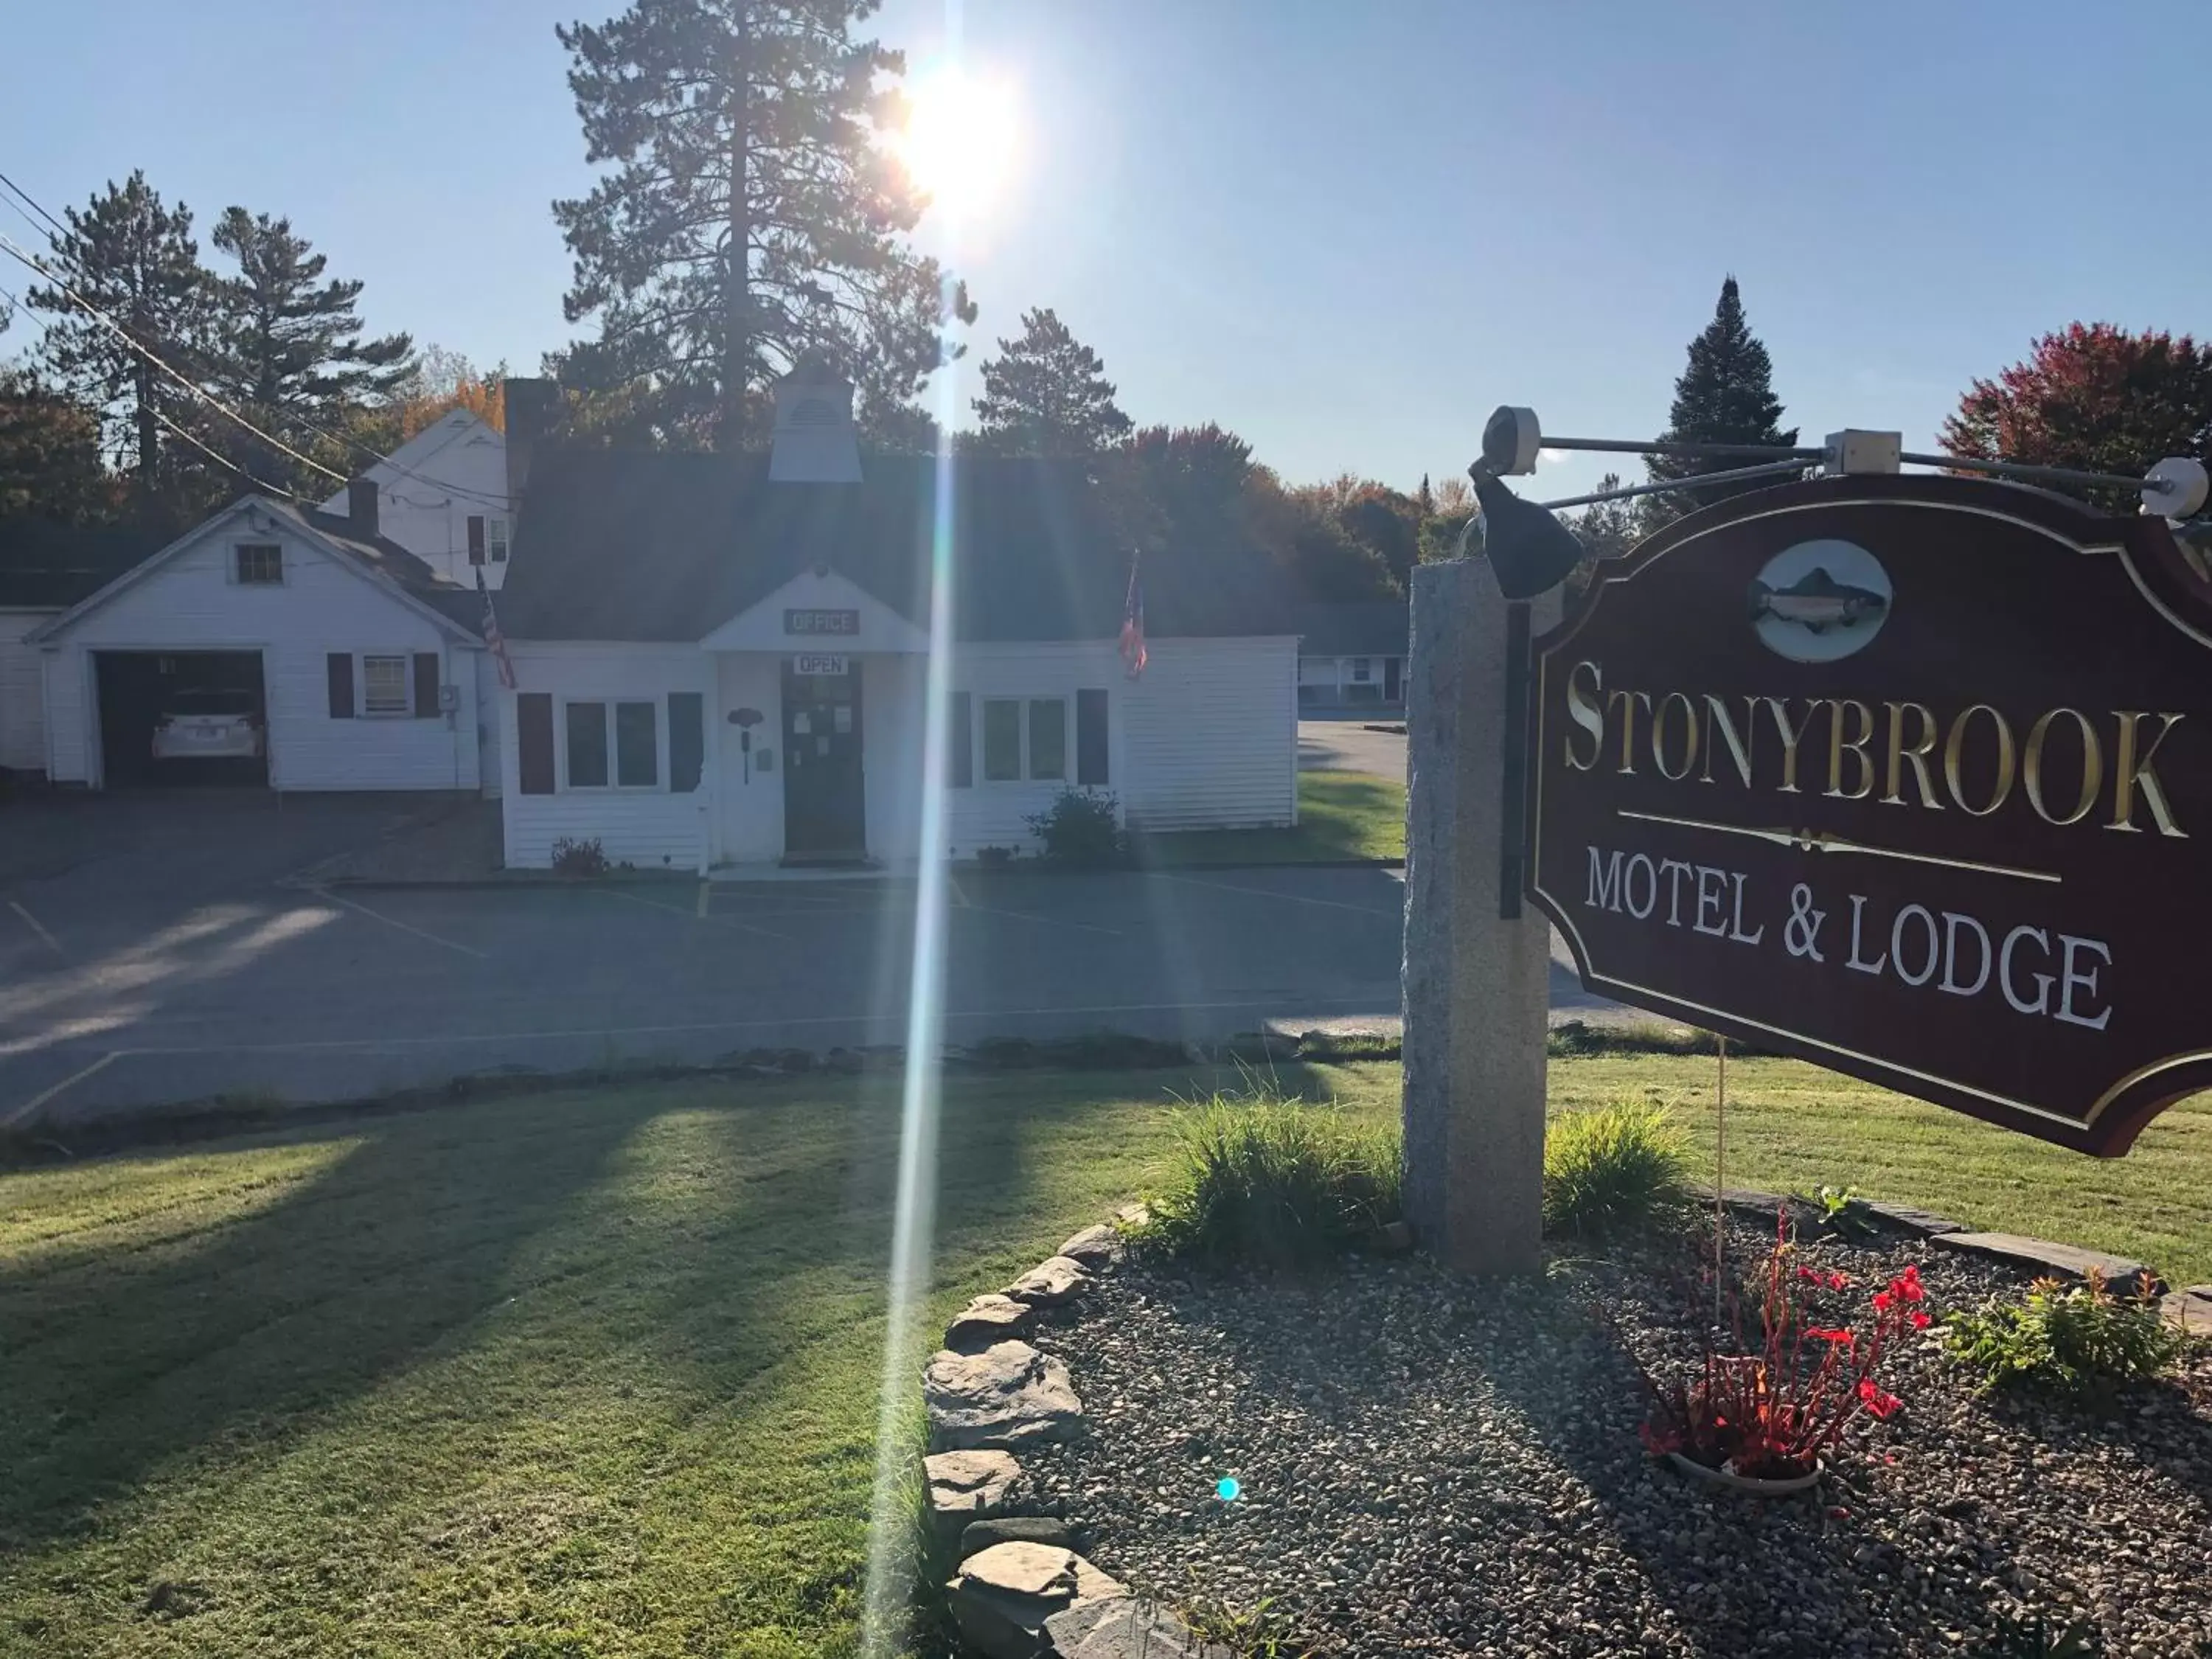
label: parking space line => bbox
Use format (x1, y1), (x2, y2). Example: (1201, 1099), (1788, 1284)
(696, 881), (710, 918)
(955, 900), (1122, 939)
(7, 900), (63, 956)
(6, 1050), (122, 1126)
(312, 887), (493, 960)
(599, 886), (790, 940)
(1155, 871), (1402, 919)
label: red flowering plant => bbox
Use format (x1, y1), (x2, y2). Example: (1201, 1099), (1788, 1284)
(1630, 1217), (1928, 1481)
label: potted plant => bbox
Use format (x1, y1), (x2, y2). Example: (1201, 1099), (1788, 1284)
(1631, 1220), (1928, 1494)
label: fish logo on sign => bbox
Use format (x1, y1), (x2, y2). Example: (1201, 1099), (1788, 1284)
(1747, 540), (1892, 662)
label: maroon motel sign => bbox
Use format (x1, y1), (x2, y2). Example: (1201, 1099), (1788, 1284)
(1523, 473), (2212, 1155)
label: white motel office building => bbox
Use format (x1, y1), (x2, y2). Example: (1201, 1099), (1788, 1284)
(490, 365), (1304, 870)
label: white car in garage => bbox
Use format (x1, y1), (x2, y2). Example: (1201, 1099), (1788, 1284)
(150, 690), (265, 761)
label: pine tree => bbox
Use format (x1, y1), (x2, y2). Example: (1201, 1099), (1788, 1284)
(0, 367), (112, 523)
(205, 207), (416, 489)
(26, 172), (212, 504)
(970, 308), (1131, 456)
(1644, 276), (1798, 525)
(553, 0), (973, 451)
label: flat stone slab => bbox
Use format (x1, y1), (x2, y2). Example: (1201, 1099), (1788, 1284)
(1055, 1224), (1120, 1269)
(924, 1449), (1023, 1528)
(925, 1341), (1084, 1450)
(947, 1545), (1127, 1659)
(961, 1514), (1076, 1558)
(1046, 1597), (1231, 1658)
(1004, 1255), (1089, 1308)
(1930, 1231), (2164, 1294)
(946, 1293), (1037, 1350)
(1863, 1201), (1966, 1237)
(2160, 1285), (2212, 1335)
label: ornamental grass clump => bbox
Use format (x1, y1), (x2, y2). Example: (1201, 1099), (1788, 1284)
(1543, 1100), (1691, 1238)
(1141, 1089), (1401, 1267)
(1632, 1219), (1928, 1481)
(1941, 1268), (2185, 1399)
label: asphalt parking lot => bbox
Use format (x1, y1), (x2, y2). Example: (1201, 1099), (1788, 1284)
(0, 791), (1608, 1127)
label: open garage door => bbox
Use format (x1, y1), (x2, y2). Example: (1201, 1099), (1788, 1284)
(95, 650), (268, 787)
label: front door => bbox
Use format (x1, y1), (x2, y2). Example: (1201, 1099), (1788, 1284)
(782, 659), (866, 859)
(1383, 655), (1402, 703)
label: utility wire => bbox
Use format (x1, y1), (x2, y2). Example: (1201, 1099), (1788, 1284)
(0, 228), (350, 485)
(152, 406), (300, 499)
(0, 168), (515, 512)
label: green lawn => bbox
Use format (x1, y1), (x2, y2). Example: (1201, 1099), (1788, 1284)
(2, 1057), (2207, 1655)
(1138, 768), (1405, 865)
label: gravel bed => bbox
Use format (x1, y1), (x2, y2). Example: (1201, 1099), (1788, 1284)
(1019, 1219), (2212, 1657)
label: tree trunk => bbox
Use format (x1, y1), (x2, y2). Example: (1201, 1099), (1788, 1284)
(720, 0), (750, 453)
(134, 354), (158, 500)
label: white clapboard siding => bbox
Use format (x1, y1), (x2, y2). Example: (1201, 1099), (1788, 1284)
(37, 515), (480, 792)
(942, 639), (1127, 857)
(499, 643), (716, 871)
(1120, 636), (1298, 830)
(0, 611), (58, 773)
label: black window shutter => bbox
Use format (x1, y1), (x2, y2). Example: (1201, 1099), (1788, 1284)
(669, 692), (704, 793)
(467, 516), (486, 563)
(327, 653), (355, 718)
(412, 653), (441, 717)
(949, 692), (973, 787)
(1077, 689), (1109, 785)
(518, 694), (555, 794)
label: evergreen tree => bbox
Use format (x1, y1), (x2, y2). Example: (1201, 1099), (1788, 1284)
(970, 307), (1130, 456)
(0, 367), (112, 523)
(26, 172), (212, 504)
(553, 0), (973, 451)
(205, 207), (415, 487)
(1644, 276), (1798, 525)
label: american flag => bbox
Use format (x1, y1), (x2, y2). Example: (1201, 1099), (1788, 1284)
(1119, 551), (1147, 679)
(479, 570), (517, 690)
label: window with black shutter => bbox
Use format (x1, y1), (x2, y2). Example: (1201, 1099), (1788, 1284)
(413, 653), (441, 717)
(1077, 689), (1109, 785)
(467, 516), (487, 565)
(327, 653), (355, 717)
(518, 694), (555, 793)
(948, 692), (973, 787)
(669, 693), (704, 793)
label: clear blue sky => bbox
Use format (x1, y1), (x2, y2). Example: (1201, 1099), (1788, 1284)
(4, 0), (2207, 500)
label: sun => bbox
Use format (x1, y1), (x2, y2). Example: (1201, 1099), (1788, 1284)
(894, 66), (1018, 220)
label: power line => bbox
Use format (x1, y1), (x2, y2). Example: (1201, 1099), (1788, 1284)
(0, 167), (71, 244)
(152, 407), (299, 500)
(0, 226), (348, 485)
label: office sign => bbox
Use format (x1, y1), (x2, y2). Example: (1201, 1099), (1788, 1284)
(1524, 473), (2212, 1155)
(792, 653), (850, 676)
(785, 608), (861, 636)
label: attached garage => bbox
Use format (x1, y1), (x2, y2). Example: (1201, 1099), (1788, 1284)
(94, 649), (269, 787)
(29, 492), (486, 793)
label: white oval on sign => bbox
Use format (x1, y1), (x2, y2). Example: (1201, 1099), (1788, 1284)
(1748, 540), (1893, 663)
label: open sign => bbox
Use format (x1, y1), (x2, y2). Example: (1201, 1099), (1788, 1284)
(792, 653), (849, 676)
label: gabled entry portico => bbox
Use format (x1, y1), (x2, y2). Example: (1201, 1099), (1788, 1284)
(700, 567), (930, 868)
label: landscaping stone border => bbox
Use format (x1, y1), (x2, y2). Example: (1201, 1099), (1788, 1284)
(923, 1205), (1235, 1659)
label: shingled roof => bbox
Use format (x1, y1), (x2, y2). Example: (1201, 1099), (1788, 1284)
(0, 518), (170, 609)
(1293, 599), (1409, 658)
(495, 451), (1300, 642)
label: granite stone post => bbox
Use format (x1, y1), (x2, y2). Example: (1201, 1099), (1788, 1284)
(1400, 560), (1557, 1275)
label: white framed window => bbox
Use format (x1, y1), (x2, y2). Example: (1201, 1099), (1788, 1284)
(488, 518), (509, 563)
(1350, 658), (1373, 683)
(978, 696), (1068, 782)
(234, 543), (283, 585)
(563, 699), (660, 790)
(361, 654), (411, 715)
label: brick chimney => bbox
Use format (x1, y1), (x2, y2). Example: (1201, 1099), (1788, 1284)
(347, 476), (380, 537)
(768, 355), (861, 484)
(504, 378), (561, 507)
